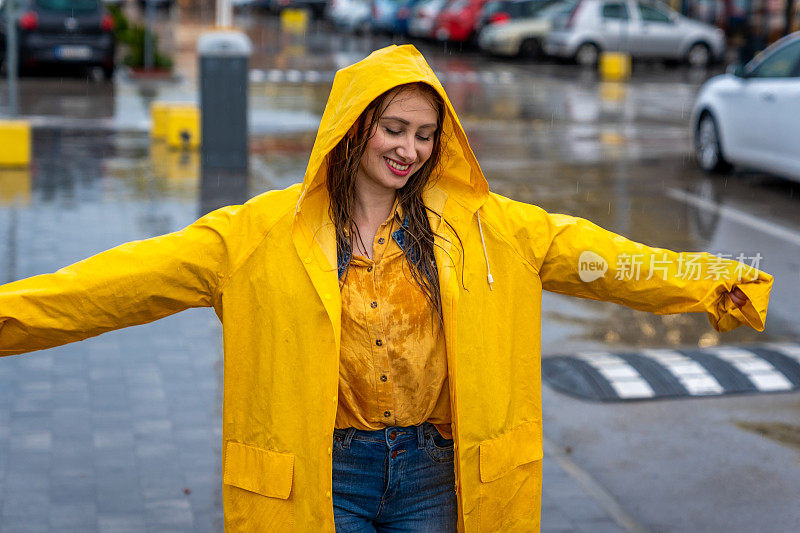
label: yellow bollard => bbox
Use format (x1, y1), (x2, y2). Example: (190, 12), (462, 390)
(281, 8), (309, 35)
(599, 52), (632, 82)
(151, 102), (196, 140)
(150, 101), (170, 139)
(0, 120), (32, 167)
(165, 106), (201, 150)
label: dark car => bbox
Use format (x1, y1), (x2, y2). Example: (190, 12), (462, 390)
(0, 0), (116, 79)
(271, 0), (329, 18)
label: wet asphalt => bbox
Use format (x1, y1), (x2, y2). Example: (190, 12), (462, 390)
(1, 6), (799, 532)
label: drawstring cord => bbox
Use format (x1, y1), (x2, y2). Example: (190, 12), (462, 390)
(476, 210), (494, 291)
(294, 186), (307, 216)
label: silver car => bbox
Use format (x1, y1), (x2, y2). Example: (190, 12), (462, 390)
(543, 0), (726, 66)
(691, 31), (800, 182)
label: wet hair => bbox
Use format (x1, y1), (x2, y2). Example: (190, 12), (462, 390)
(326, 82), (453, 318)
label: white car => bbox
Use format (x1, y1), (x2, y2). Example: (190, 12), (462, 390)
(478, 0), (574, 57)
(544, 0), (726, 66)
(691, 31), (800, 182)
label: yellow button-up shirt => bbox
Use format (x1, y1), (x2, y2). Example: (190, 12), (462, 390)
(336, 204), (452, 438)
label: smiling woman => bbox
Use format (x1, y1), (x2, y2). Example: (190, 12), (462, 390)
(0, 45), (774, 532)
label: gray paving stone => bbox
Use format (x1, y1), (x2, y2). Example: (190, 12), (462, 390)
(97, 514), (147, 533)
(48, 502), (97, 528)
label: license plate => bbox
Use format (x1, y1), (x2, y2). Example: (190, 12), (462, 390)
(55, 45), (92, 60)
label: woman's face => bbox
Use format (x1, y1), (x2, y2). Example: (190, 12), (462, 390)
(355, 87), (439, 197)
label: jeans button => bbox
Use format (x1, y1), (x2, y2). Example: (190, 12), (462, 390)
(391, 450), (398, 458)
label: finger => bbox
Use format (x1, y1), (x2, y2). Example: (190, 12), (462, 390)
(728, 290), (747, 308)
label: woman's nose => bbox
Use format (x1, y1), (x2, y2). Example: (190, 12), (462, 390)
(395, 134), (416, 161)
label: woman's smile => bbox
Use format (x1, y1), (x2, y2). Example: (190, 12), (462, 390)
(384, 156), (413, 176)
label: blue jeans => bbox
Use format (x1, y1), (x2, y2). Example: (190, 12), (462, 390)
(332, 422), (458, 532)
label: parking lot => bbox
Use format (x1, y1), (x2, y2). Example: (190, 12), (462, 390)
(2, 1), (800, 531)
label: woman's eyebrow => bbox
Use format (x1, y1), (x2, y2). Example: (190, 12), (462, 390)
(380, 116), (437, 129)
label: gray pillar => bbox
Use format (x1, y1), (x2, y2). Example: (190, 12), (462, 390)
(197, 31), (252, 214)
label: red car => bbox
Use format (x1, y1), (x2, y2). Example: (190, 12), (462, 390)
(433, 0), (491, 42)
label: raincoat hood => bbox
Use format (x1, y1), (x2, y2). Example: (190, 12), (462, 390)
(296, 45), (489, 216)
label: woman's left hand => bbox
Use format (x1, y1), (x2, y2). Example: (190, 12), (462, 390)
(727, 287), (749, 309)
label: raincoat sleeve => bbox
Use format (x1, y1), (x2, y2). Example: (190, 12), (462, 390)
(530, 208), (773, 333)
(0, 205), (242, 356)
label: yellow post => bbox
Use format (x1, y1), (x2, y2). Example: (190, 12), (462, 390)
(280, 8), (309, 35)
(150, 101), (170, 139)
(599, 52), (632, 82)
(166, 105), (201, 150)
(0, 120), (31, 167)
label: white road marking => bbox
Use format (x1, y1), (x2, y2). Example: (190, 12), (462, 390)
(764, 343), (800, 365)
(703, 347), (793, 392)
(666, 188), (800, 247)
(641, 349), (724, 395)
(286, 70), (302, 83)
(576, 352), (655, 399)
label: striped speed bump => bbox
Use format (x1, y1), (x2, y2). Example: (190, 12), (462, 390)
(542, 343), (800, 402)
(248, 69), (517, 85)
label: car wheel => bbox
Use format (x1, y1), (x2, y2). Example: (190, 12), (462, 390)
(518, 38), (541, 59)
(575, 42), (599, 66)
(686, 42), (711, 68)
(695, 113), (731, 173)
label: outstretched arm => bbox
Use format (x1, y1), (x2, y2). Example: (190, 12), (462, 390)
(0, 205), (241, 356)
(532, 210), (772, 333)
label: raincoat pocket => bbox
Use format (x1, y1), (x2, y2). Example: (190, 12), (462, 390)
(223, 441), (295, 499)
(478, 419), (544, 531)
(479, 418), (543, 483)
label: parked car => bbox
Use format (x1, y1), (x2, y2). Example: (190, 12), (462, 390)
(478, 0), (573, 57)
(433, 0), (491, 42)
(0, 0), (116, 79)
(543, 0), (725, 66)
(691, 31), (800, 182)
(408, 0), (446, 38)
(327, 0), (371, 32)
(370, 0), (421, 34)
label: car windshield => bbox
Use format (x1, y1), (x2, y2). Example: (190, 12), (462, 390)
(35, 0), (100, 12)
(748, 39), (800, 78)
(539, 0), (575, 18)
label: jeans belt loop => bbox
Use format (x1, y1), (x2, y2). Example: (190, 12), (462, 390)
(343, 427), (357, 449)
(417, 423), (425, 449)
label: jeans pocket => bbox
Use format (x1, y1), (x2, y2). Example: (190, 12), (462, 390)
(424, 431), (455, 464)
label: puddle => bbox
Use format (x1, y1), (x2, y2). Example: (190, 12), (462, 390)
(735, 420), (800, 453)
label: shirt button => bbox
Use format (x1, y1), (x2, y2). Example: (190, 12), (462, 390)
(367, 266), (373, 272)
(384, 410), (391, 417)
(326, 491), (332, 499)
(380, 374), (387, 382)
(327, 447), (332, 455)
(376, 339), (383, 346)
(370, 301), (378, 308)
(378, 238), (385, 244)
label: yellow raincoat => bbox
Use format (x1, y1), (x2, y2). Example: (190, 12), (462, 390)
(0, 45), (773, 531)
